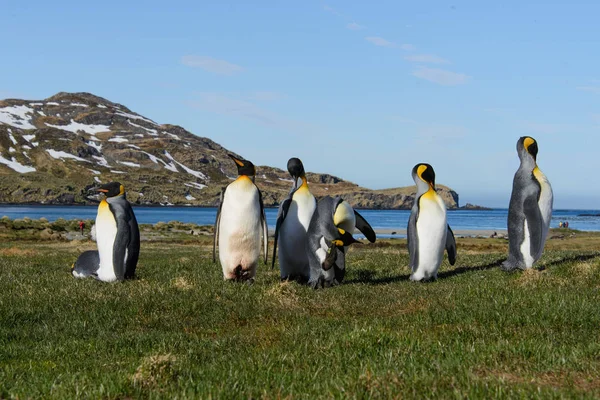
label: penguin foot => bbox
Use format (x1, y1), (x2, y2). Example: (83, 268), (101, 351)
(500, 260), (521, 272)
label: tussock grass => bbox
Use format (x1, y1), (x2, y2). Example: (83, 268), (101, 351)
(1, 236), (600, 398)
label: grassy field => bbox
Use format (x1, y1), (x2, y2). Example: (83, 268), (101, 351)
(1, 230), (600, 398)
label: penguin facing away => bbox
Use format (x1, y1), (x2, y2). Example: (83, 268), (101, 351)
(306, 196), (376, 288)
(502, 136), (553, 271)
(73, 182), (140, 282)
(407, 163), (456, 281)
(213, 154), (268, 281)
(272, 157), (317, 281)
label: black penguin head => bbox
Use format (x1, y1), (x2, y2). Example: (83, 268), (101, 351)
(96, 182), (124, 197)
(412, 163), (436, 188)
(228, 154), (256, 177)
(518, 136), (538, 161)
(287, 157), (305, 180)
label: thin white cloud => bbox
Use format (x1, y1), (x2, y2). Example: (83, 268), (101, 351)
(188, 93), (306, 133)
(181, 55), (243, 76)
(365, 36), (395, 47)
(577, 86), (600, 94)
(400, 44), (416, 51)
(404, 54), (450, 64)
(250, 91), (285, 102)
(347, 22), (364, 30)
(323, 4), (344, 17)
(412, 67), (470, 86)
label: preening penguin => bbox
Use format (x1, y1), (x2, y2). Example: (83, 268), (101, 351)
(272, 157), (317, 281)
(503, 136), (553, 271)
(72, 250), (100, 279)
(306, 196), (376, 288)
(213, 154), (268, 281)
(75, 182), (140, 282)
(95, 182), (140, 281)
(407, 163), (456, 281)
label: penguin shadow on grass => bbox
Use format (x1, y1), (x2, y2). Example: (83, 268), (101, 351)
(345, 257), (507, 285)
(347, 253), (600, 285)
(533, 252), (600, 272)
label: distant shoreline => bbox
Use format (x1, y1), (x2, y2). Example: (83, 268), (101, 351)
(0, 202), (499, 211)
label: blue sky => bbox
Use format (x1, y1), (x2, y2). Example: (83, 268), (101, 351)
(1, 0), (599, 208)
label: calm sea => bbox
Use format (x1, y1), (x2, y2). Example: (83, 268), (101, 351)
(1, 205), (600, 234)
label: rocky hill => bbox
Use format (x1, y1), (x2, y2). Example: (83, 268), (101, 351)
(0, 92), (459, 209)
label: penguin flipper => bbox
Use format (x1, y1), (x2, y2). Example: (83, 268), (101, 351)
(112, 214), (130, 281)
(353, 210), (376, 243)
(333, 247), (346, 284)
(407, 205), (419, 271)
(124, 207), (140, 279)
(523, 191), (544, 261)
(445, 224), (457, 265)
(259, 190), (268, 265)
(272, 196), (293, 268)
(213, 187), (225, 264)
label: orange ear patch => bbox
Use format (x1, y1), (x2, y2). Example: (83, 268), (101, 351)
(524, 137), (535, 151)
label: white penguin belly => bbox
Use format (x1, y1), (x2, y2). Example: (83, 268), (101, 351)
(316, 236), (335, 283)
(520, 219), (534, 268)
(279, 191), (316, 277)
(534, 168), (553, 259)
(218, 178), (262, 278)
(414, 195), (447, 280)
(96, 201), (118, 282)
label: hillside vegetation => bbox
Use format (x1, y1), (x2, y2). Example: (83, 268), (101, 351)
(0, 92), (458, 209)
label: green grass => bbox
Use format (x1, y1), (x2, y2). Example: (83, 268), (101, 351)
(1, 237), (600, 398)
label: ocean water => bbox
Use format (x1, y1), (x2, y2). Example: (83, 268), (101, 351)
(1, 205), (599, 232)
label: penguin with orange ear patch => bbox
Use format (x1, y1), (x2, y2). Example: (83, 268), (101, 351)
(213, 154), (268, 282)
(306, 196), (376, 288)
(502, 136), (553, 271)
(72, 181), (140, 282)
(407, 163), (456, 281)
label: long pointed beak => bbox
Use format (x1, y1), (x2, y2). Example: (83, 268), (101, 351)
(227, 154), (244, 167)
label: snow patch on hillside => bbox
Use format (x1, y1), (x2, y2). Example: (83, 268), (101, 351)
(0, 155), (36, 173)
(116, 111), (158, 126)
(184, 182), (207, 190)
(92, 155), (111, 167)
(46, 149), (90, 163)
(46, 119), (110, 135)
(164, 151), (207, 179)
(0, 105), (36, 129)
(118, 161), (141, 168)
(128, 120), (158, 136)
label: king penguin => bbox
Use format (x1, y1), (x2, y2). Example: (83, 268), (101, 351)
(213, 154), (268, 281)
(306, 196), (376, 288)
(407, 163), (456, 281)
(73, 182), (140, 281)
(502, 136), (553, 271)
(272, 157), (317, 281)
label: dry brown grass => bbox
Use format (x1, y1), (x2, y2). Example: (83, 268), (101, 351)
(132, 354), (178, 388)
(171, 276), (194, 290)
(0, 247), (37, 256)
